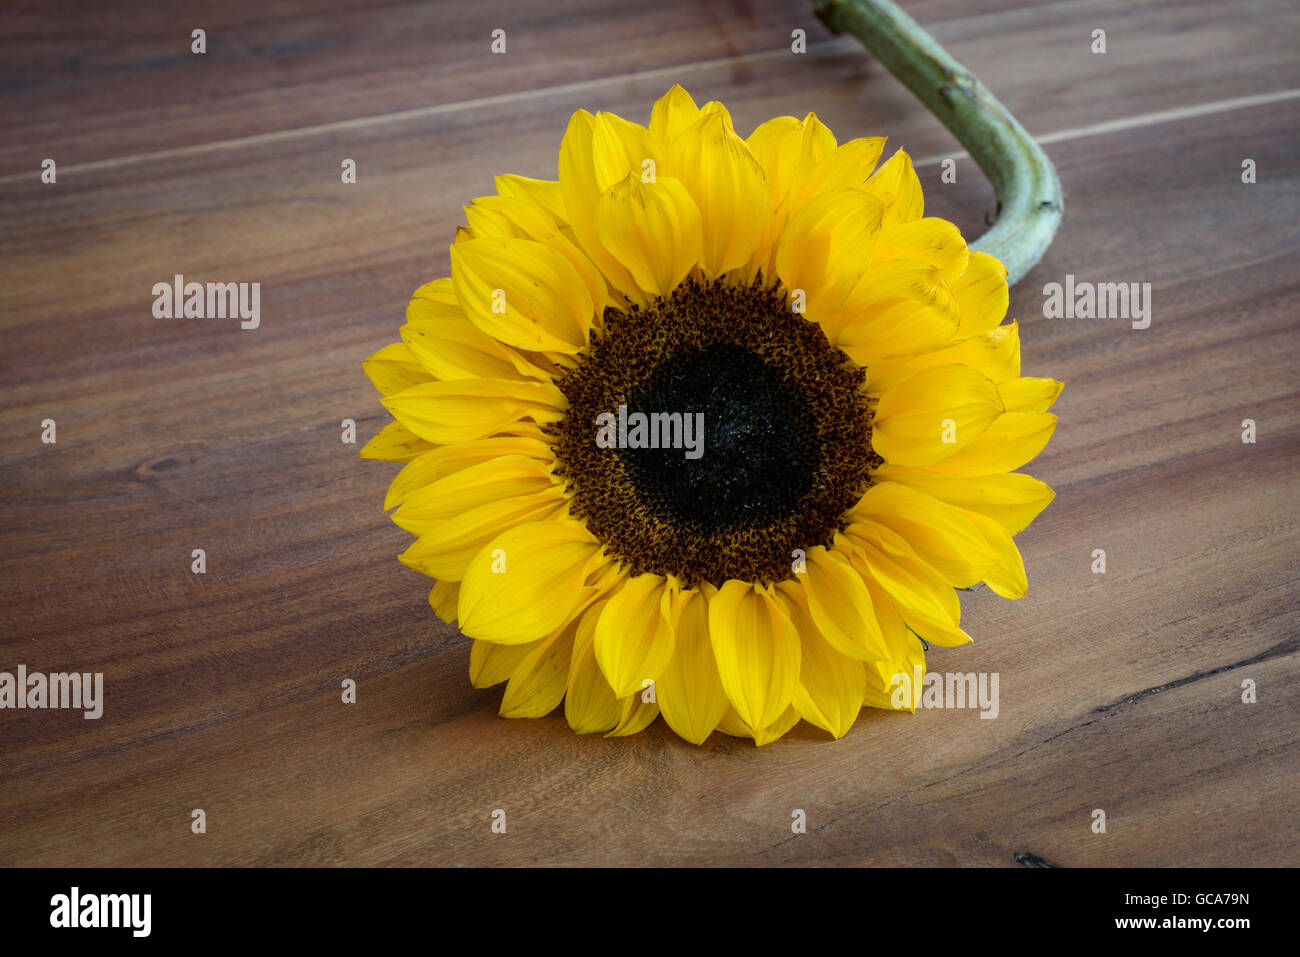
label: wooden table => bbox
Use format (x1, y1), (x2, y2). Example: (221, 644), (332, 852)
(2, 0), (1296, 867)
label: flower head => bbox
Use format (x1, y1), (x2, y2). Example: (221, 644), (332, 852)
(363, 85), (1061, 745)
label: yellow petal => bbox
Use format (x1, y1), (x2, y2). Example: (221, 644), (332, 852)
(593, 573), (678, 698)
(606, 690), (660, 738)
(848, 482), (1001, 590)
(397, 493), (565, 580)
(743, 115), (806, 277)
(742, 112), (839, 282)
(784, 592), (867, 740)
(381, 378), (565, 445)
(999, 376), (1064, 413)
(656, 587), (728, 744)
(648, 84), (701, 146)
(862, 149), (924, 225)
(458, 520), (602, 644)
(402, 309), (549, 383)
(863, 630), (926, 711)
(470, 637), (537, 688)
(786, 135), (887, 212)
(358, 420), (432, 463)
(872, 365), (1004, 466)
(411, 277), (458, 305)
(866, 322), (1020, 396)
(392, 456), (555, 533)
(952, 251), (1009, 337)
(384, 433), (552, 511)
(494, 174), (567, 223)
(774, 187), (883, 315)
(699, 100), (734, 128)
(591, 112), (664, 193)
(595, 173), (703, 297)
(790, 113), (839, 187)
(556, 110), (644, 299)
(831, 259), (959, 359)
(963, 509), (1029, 599)
(565, 599), (622, 734)
(714, 704), (802, 746)
(863, 576), (916, 661)
(870, 217), (969, 285)
(499, 622), (577, 718)
(753, 706), (802, 746)
(715, 706), (751, 738)
(669, 111), (769, 276)
(797, 547), (891, 661)
(872, 464), (1055, 534)
(363, 342), (430, 396)
(708, 581), (800, 730)
(745, 115), (804, 211)
(429, 580), (460, 623)
(926, 412), (1058, 476)
(450, 237), (594, 354)
(461, 200), (523, 240)
(843, 525), (971, 647)
(466, 194), (609, 314)
(395, 455), (566, 579)
(847, 523), (958, 617)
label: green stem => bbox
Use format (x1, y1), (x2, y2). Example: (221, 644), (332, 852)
(813, 0), (1062, 285)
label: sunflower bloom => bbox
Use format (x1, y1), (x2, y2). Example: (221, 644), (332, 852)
(362, 85), (1061, 746)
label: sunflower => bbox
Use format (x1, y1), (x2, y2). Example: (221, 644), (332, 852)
(362, 85), (1060, 746)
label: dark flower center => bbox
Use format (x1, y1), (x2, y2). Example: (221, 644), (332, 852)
(622, 343), (817, 532)
(549, 276), (877, 587)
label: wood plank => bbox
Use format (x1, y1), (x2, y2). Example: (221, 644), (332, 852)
(4, 0), (1298, 175)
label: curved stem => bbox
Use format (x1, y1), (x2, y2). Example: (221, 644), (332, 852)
(813, 0), (1062, 285)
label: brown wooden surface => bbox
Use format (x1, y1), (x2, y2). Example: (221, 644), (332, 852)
(1, 0), (1297, 866)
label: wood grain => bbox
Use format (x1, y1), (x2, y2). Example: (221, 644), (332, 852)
(1, 0), (1296, 866)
